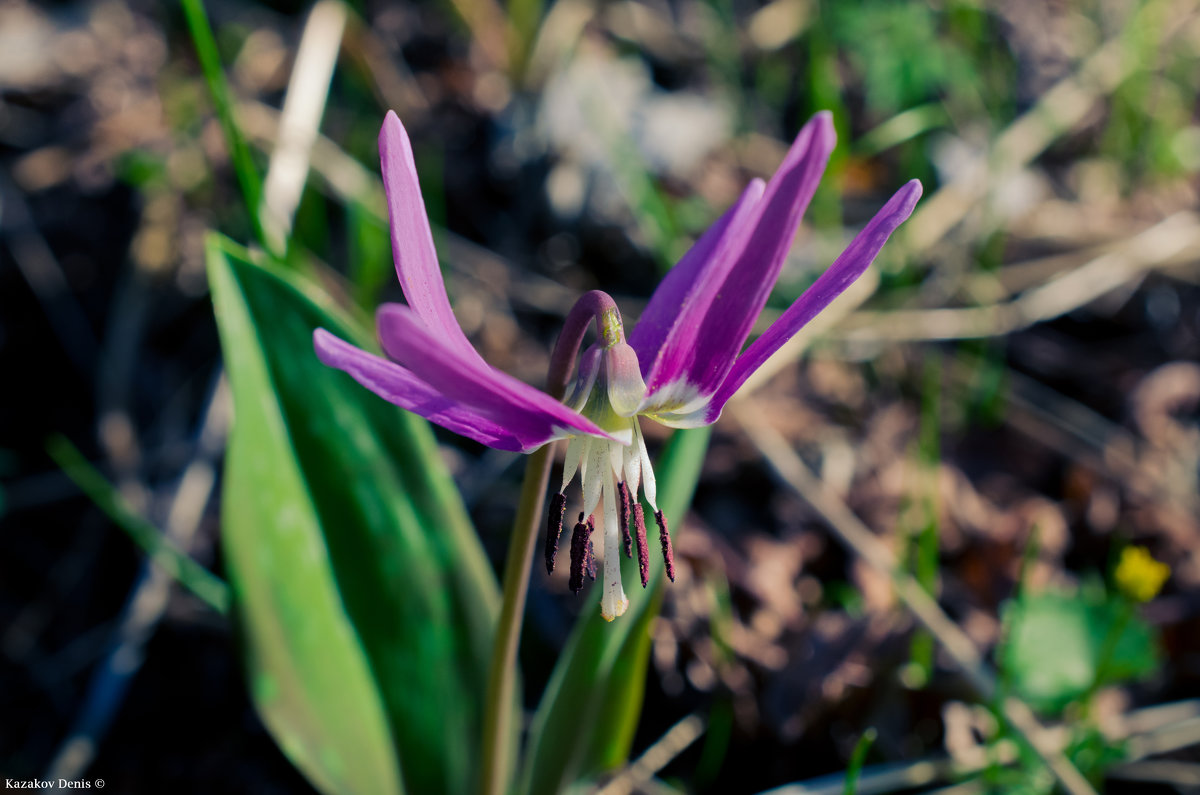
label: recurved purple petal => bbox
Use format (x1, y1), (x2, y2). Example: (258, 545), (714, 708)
(314, 329), (528, 451)
(379, 111), (484, 366)
(376, 303), (615, 448)
(704, 179), (924, 420)
(673, 111), (836, 400)
(629, 178), (765, 386)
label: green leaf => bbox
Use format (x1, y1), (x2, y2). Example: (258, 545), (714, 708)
(1001, 590), (1159, 714)
(844, 728), (877, 795)
(520, 427), (712, 795)
(47, 436), (231, 614)
(207, 233), (499, 795)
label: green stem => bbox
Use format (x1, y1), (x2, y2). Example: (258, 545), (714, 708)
(843, 727), (877, 795)
(1081, 598), (1134, 714)
(180, 0), (270, 253)
(479, 443), (554, 795)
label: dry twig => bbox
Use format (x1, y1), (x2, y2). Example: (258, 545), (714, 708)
(832, 213), (1200, 347)
(595, 712), (707, 795)
(728, 403), (1099, 795)
(259, 0), (346, 255)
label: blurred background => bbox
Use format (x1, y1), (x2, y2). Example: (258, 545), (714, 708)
(2, 0), (1200, 792)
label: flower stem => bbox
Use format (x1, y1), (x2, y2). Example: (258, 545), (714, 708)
(480, 292), (620, 795)
(479, 442), (553, 795)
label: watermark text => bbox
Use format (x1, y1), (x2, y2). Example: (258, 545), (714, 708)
(4, 781), (102, 790)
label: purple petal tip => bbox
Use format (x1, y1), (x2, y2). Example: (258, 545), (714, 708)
(380, 109), (405, 143)
(313, 328), (339, 366)
(897, 179), (924, 214)
(809, 110), (837, 151)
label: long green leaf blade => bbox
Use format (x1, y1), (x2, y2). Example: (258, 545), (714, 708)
(208, 236), (403, 795)
(208, 233), (500, 795)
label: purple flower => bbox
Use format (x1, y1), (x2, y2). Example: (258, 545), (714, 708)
(315, 111), (921, 620)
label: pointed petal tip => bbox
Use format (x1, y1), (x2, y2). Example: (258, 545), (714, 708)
(375, 303), (413, 359)
(375, 301), (409, 323)
(312, 327), (349, 368)
(313, 326), (333, 352)
(898, 178), (924, 211)
(878, 179), (924, 229)
(806, 110), (837, 151)
(379, 109), (407, 147)
(777, 110), (837, 177)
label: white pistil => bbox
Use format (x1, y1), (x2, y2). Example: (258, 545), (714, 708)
(600, 468), (629, 621)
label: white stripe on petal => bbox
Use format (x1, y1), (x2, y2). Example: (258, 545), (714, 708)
(641, 378), (708, 417)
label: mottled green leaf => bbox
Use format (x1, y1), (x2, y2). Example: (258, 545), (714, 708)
(520, 427), (712, 795)
(208, 234), (499, 795)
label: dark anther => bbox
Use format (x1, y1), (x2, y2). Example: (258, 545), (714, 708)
(617, 482), (633, 558)
(545, 492), (567, 575)
(633, 503), (649, 587)
(656, 510), (675, 582)
(584, 515), (597, 580)
(568, 513), (591, 594)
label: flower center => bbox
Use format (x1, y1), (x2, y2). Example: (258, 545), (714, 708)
(542, 293), (675, 621)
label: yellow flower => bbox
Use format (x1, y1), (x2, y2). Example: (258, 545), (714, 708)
(1115, 546), (1170, 603)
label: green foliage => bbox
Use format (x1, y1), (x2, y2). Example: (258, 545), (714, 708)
(347, 199), (394, 309)
(181, 0), (268, 251)
(47, 437), (232, 614)
(207, 235), (500, 795)
(1101, 0), (1200, 182)
(903, 352), (942, 687)
(692, 700), (733, 789)
(980, 722), (1127, 795)
(827, 0), (986, 120)
(844, 728), (877, 795)
(1000, 589), (1159, 715)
